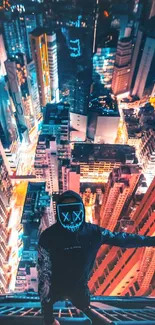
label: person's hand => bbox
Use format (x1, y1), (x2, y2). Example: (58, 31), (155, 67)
(52, 320), (60, 325)
(44, 319), (60, 325)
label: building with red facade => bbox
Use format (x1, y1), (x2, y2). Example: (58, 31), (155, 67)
(89, 176), (155, 297)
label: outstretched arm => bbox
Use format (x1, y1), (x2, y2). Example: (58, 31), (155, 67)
(37, 240), (54, 325)
(100, 227), (155, 248)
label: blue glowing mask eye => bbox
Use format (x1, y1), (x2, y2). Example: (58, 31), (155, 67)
(73, 211), (82, 221)
(62, 212), (70, 222)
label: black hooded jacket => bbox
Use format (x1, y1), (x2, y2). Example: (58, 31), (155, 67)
(37, 191), (155, 305)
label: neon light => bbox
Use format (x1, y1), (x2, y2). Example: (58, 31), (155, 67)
(70, 39), (81, 57)
(57, 202), (84, 232)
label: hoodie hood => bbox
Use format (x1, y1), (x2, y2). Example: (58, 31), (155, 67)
(56, 190), (85, 232)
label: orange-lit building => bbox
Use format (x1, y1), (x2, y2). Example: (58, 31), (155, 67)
(100, 165), (141, 230)
(112, 37), (132, 96)
(0, 152), (12, 294)
(89, 176), (155, 297)
(61, 163), (80, 194)
(139, 129), (155, 186)
(0, 0), (10, 10)
(81, 188), (96, 223)
(30, 28), (51, 107)
(72, 143), (137, 184)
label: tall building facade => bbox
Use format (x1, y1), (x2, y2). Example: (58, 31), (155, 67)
(112, 37), (132, 96)
(5, 54), (36, 142)
(3, 16), (25, 57)
(27, 60), (41, 122)
(70, 112), (88, 142)
(89, 175), (155, 297)
(0, 73), (20, 172)
(100, 165), (141, 230)
(19, 13), (37, 61)
(47, 32), (59, 103)
(34, 135), (59, 195)
(15, 182), (53, 293)
(61, 24), (93, 114)
(132, 34), (155, 98)
(61, 164), (80, 193)
(93, 47), (116, 90)
(42, 103), (70, 160)
(138, 129), (155, 186)
(0, 152), (13, 294)
(0, 75), (19, 149)
(30, 28), (51, 107)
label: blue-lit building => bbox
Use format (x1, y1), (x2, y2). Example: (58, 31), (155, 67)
(60, 25), (93, 114)
(27, 60), (41, 122)
(0, 75), (19, 148)
(5, 53), (37, 142)
(19, 13), (37, 61)
(14, 182), (51, 293)
(3, 16), (25, 57)
(93, 47), (116, 90)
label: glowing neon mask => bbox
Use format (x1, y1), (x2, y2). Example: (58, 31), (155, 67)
(57, 202), (84, 232)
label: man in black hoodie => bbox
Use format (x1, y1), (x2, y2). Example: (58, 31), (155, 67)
(37, 190), (155, 325)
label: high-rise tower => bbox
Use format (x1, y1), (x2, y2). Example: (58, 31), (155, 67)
(0, 150), (13, 294)
(3, 16), (24, 57)
(112, 37), (132, 96)
(5, 54), (36, 141)
(132, 28), (155, 98)
(47, 32), (59, 103)
(30, 28), (51, 107)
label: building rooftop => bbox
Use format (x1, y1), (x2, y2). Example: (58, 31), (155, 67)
(72, 144), (137, 163)
(30, 27), (46, 37)
(89, 95), (119, 117)
(43, 103), (70, 125)
(21, 182), (51, 224)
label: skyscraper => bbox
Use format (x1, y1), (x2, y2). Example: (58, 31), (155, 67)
(47, 32), (59, 103)
(42, 103), (70, 160)
(92, 176), (155, 297)
(3, 16), (25, 57)
(27, 60), (41, 122)
(14, 182), (52, 293)
(30, 28), (51, 107)
(132, 26), (155, 98)
(100, 165), (141, 230)
(138, 129), (155, 186)
(112, 37), (132, 96)
(34, 135), (59, 195)
(61, 163), (80, 193)
(5, 54), (35, 141)
(0, 151), (13, 294)
(60, 23), (93, 114)
(93, 47), (116, 90)
(19, 13), (37, 61)
(0, 75), (19, 149)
